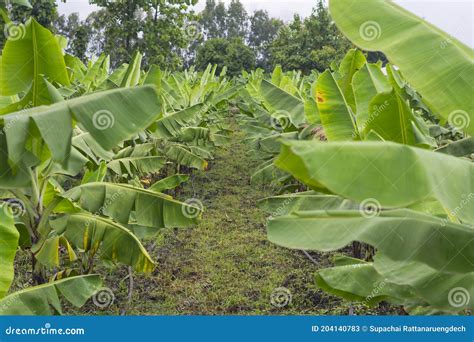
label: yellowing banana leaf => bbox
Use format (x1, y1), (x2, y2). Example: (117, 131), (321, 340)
(0, 204), (19, 299)
(50, 213), (155, 272)
(329, 0), (474, 135)
(0, 275), (101, 315)
(276, 141), (474, 224)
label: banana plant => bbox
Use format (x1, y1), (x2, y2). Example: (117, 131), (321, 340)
(263, 0), (474, 314)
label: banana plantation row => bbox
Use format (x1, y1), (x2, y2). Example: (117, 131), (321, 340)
(0, 0), (472, 315)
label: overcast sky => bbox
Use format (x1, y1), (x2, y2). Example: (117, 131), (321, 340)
(57, 0), (473, 47)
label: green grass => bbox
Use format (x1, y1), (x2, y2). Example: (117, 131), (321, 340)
(11, 121), (398, 315)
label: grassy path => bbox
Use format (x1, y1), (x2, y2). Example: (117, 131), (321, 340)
(121, 123), (352, 315)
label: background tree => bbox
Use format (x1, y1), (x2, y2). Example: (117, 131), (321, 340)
(195, 37), (255, 76)
(56, 13), (91, 62)
(270, 0), (352, 73)
(248, 10), (283, 70)
(226, 0), (247, 39)
(89, 0), (197, 68)
(10, 0), (58, 29)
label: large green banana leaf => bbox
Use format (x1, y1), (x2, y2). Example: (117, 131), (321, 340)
(0, 18), (69, 96)
(149, 174), (190, 192)
(64, 182), (201, 228)
(364, 90), (435, 147)
(329, 0), (474, 135)
(258, 193), (358, 216)
(268, 209), (474, 274)
(152, 104), (204, 139)
(275, 141), (474, 224)
(49, 213), (155, 272)
(165, 144), (208, 170)
(316, 70), (358, 141)
(336, 49), (367, 113)
(260, 80), (305, 127)
(0, 204), (19, 299)
(352, 63), (391, 128)
(0, 86), (161, 171)
(0, 275), (101, 315)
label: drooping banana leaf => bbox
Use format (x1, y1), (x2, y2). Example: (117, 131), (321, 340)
(151, 104), (204, 139)
(276, 141), (474, 224)
(164, 144), (208, 170)
(0, 275), (101, 315)
(64, 182), (201, 228)
(258, 193), (358, 216)
(49, 213), (155, 272)
(436, 137), (474, 158)
(329, 0), (474, 135)
(0, 204), (19, 299)
(0, 86), (161, 168)
(149, 174), (190, 192)
(260, 80), (305, 127)
(268, 209), (474, 274)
